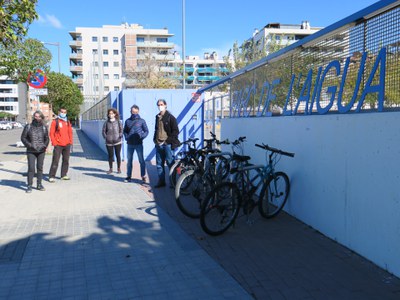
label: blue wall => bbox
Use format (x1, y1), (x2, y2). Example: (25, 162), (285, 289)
(82, 89), (203, 161)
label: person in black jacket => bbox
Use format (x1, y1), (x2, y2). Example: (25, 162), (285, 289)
(123, 105), (149, 183)
(153, 99), (180, 188)
(21, 111), (50, 193)
(102, 108), (123, 174)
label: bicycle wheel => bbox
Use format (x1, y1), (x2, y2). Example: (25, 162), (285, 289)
(169, 160), (182, 188)
(200, 182), (240, 236)
(175, 170), (212, 218)
(258, 171), (290, 218)
(214, 156), (230, 183)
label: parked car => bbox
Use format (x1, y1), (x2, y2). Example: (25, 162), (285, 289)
(0, 121), (12, 130)
(11, 121), (23, 129)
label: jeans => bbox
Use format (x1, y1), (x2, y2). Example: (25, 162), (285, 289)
(27, 152), (45, 186)
(126, 144), (146, 178)
(106, 144), (122, 169)
(49, 145), (71, 178)
(155, 144), (174, 183)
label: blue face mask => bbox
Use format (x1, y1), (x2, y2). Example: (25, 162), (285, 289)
(59, 113), (67, 118)
(132, 113), (138, 118)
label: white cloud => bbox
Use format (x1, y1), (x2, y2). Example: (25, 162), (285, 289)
(37, 14), (63, 29)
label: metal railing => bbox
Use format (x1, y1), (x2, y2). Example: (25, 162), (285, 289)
(198, 0), (400, 118)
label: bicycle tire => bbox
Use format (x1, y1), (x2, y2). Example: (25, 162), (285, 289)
(214, 156), (230, 183)
(175, 169), (212, 218)
(169, 159), (196, 188)
(200, 182), (240, 236)
(258, 171), (290, 218)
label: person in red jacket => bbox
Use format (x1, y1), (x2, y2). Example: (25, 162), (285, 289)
(48, 107), (73, 182)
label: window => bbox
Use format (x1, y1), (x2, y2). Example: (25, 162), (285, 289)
(104, 86), (110, 92)
(92, 36), (98, 42)
(114, 86), (120, 91)
(103, 49), (108, 55)
(102, 36), (108, 42)
(94, 62), (98, 67)
(113, 50), (119, 55)
(94, 74), (99, 79)
(92, 49), (98, 54)
(113, 37), (118, 42)
(113, 61), (119, 67)
(137, 37), (145, 42)
(113, 74), (119, 79)
(104, 74), (109, 79)
(103, 62), (109, 67)
(156, 37), (167, 43)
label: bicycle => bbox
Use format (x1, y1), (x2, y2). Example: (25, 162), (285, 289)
(174, 136), (246, 219)
(169, 132), (219, 188)
(200, 143), (295, 236)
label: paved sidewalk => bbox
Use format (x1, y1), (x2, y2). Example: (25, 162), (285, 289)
(0, 129), (250, 299)
(1, 128), (399, 300)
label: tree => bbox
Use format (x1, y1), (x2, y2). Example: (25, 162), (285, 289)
(0, 38), (51, 123)
(40, 72), (84, 121)
(124, 53), (179, 89)
(0, 0), (39, 48)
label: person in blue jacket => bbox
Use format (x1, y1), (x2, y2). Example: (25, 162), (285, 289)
(123, 105), (149, 182)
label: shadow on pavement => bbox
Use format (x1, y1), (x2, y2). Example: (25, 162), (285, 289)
(72, 129), (107, 161)
(0, 179), (25, 190)
(71, 166), (106, 172)
(0, 216), (202, 298)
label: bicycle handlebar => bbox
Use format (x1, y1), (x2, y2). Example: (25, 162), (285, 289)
(255, 143), (295, 157)
(216, 138), (230, 145)
(232, 136), (246, 145)
(182, 137), (199, 145)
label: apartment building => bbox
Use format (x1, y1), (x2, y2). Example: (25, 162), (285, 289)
(249, 21), (323, 54)
(69, 23), (175, 110)
(0, 76), (19, 119)
(69, 23), (230, 110)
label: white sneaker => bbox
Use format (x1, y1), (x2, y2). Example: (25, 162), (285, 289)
(48, 177), (55, 183)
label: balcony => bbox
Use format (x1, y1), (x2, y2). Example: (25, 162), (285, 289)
(197, 76), (220, 82)
(69, 53), (83, 60)
(70, 66), (83, 73)
(69, 40), (82, 48)
(197, 67), (216, 73)
(73, 78), (83, 85)
(136, 41), (175, 48)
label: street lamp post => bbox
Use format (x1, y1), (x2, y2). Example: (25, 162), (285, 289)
(41, 42), (61, 73)
(182, 0), (186, 89)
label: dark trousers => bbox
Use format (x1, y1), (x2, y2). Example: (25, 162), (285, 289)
(49, 145), (71, 178)
(106, 144), (122, 169)
(155, 144), (174, 183)
(27, 152), (45, 186)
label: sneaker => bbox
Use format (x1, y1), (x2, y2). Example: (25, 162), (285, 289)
(141, 176), (146, 182)
(26, 186), (32, 193)
(48, 177), (55, 183)
(106, 169), (113, 174)
(61, 176), (70, 180)
(124, 177), (131, 183)
(154, 181), (166, 188)
(37, 184), (46, 191)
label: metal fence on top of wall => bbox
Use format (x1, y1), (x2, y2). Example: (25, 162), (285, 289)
(199, 0), (400, 119)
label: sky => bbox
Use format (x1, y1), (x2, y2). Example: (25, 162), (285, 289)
(27, 0), (379, 75)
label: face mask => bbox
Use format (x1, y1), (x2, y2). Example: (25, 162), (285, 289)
(59, 113), (67, 118)
(132, 113), (138, 118)
(158, 106), (166, 112)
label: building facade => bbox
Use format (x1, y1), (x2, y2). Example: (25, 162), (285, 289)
(0, 76), (19, 119)
(69, 24), (229, 111)
(250, 21), (323, 54)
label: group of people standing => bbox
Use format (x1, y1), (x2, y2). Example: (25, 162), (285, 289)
(102, 99), (179, 188)
(22, 99), (179, 193)
(21, 107), (73, 193)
